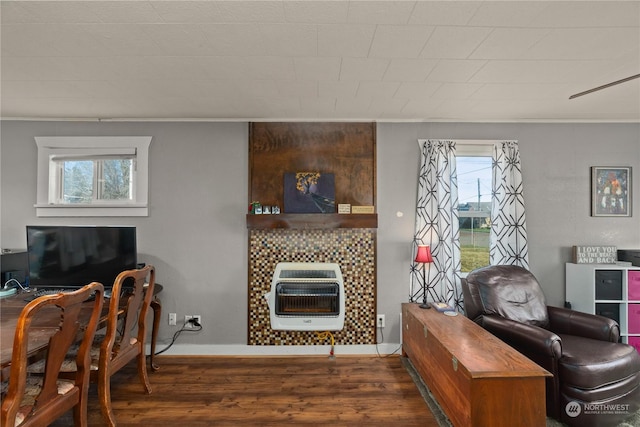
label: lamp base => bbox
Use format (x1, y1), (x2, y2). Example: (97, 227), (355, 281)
(419, 302), (431, 309)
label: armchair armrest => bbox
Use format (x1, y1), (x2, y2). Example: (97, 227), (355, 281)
(481, 315), (562, 359)
(547, 305), (619, 342)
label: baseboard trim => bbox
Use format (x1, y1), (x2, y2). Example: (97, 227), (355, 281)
(149, 343), (402, 357)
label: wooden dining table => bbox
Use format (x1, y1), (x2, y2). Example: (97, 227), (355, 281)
(0, 285), (162, 380)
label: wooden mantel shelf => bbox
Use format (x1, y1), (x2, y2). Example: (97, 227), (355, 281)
(246, 213), (378, 230)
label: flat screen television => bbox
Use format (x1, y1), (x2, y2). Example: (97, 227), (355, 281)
(26, 225), (137, 289)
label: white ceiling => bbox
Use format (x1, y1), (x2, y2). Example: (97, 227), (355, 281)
(1, 0), (639, 122)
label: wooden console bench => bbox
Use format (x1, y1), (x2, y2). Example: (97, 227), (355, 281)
(402, 303), (550, 427)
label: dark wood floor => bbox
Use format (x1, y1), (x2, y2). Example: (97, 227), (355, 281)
(52, 355), (441, 426)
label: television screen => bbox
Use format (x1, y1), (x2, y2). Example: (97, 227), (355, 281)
(26, 226), (137, 288)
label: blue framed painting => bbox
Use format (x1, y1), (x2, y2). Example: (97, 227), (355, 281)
(284, 172), (336, 213)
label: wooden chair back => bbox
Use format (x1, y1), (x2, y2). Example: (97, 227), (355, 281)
(1, 282), (104, 427)
(97, 264), (155, 426)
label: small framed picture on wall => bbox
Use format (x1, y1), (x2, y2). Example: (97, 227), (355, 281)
(591, 166), (632, 217)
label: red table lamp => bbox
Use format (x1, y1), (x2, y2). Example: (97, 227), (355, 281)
(414, 245), (433, 309)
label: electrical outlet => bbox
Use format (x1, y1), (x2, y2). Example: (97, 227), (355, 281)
(184, 315), (202, 329)
(168, 312), (177, 326)
(184, 315), (193, 328)
(377, 314), (385, 328)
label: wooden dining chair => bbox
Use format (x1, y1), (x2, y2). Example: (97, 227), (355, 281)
(27, 266), (156, 426)
(93, 264), (155, 427)
(1, 282), (104, 427)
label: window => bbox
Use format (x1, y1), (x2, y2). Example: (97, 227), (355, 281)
(35, 137), (151, 217)
(456, 144), (493, 273)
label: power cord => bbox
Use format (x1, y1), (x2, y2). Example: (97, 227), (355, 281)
(154, 317), (202, 356)
(375, 321), (401, 358)
(3, 278), (28, 291)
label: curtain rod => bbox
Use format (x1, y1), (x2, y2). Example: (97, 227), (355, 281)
(417, 139), (515, 147)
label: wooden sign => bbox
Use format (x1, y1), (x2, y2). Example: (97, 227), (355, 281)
(351, 206), (375, 214)
(572, 245), (617, 264)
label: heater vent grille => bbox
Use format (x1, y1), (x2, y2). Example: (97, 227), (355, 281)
(275, 282), (340, 316)
(279, 269), (336, 279)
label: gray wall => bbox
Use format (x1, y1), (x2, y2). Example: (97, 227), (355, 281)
(2, 120), (639, 350)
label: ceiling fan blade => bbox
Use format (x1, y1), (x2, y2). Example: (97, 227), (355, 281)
(569, 74), (640, 99)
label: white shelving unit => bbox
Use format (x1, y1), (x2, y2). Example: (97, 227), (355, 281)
(566, 263), (640, 353)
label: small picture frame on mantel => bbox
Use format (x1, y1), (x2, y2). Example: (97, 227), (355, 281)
(591, 166), (632, 217)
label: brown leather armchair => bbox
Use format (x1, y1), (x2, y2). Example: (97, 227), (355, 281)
(462, 265), (640, 427)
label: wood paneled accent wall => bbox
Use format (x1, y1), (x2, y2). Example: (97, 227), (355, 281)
(249, 122), (376, 209)
(247, 122), (378, 346)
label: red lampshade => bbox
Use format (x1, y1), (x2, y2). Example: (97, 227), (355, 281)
(414, 245), (433, 263)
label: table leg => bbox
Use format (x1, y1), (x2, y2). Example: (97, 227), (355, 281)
(150, 297), (161, 371)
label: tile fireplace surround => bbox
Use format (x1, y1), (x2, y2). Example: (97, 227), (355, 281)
(248, 228), (376, 345)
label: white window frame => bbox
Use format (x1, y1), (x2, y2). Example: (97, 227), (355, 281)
(35, 136), (152, 217)
(455, 140), (495, 277)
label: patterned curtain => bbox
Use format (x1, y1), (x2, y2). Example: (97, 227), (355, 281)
(411, 140), (462, 310)
(490, 141), (529, 268)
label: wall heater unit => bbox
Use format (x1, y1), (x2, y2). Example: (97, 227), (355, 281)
(265, 262), (345, 331)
